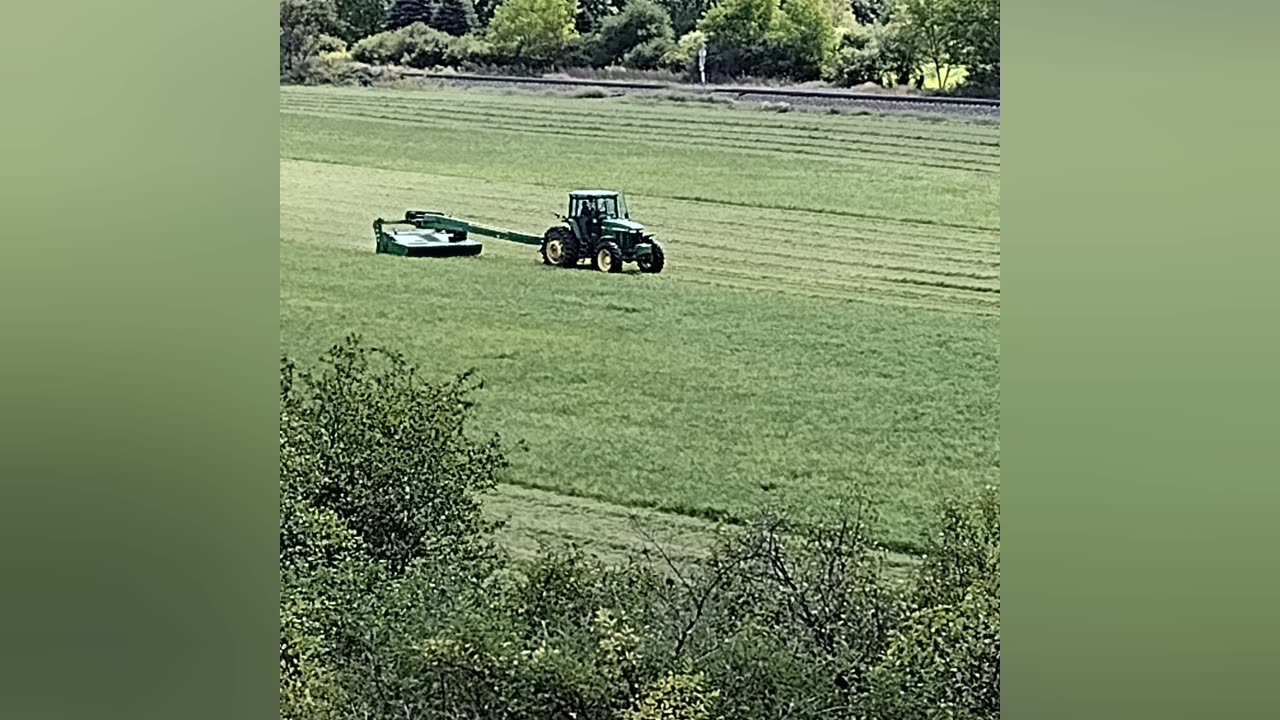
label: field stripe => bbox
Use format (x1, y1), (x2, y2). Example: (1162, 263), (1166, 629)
(281, 108), (1000, 175)
(281, 86), (1002, 143)
(282, 94), (1002, 157)
(282, 153), (1002, 236)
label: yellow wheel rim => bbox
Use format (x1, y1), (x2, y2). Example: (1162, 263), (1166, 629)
(597, 249), (613, 271)
(546, 239), (563, 263)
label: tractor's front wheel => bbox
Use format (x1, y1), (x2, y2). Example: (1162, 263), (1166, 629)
(541, 226), (574, 267)
(595, 241), (623, 273)
(637, 241), (665, 274)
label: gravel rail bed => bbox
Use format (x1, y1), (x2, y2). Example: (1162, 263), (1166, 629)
(403, 72), (1002, 122)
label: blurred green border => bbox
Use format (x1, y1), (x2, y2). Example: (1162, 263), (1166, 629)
(2, 2), (1277, 719)
(0, 2), (278, 719)
(1004, 3), (1279, 718)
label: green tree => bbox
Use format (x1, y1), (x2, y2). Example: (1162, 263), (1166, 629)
(434, 0), (480, 35)
(947, 0), (999, 96)
(576, 0), (621, 34)
(334, 0), (390, 41)
(899, 0), (962, 89)
(593, 0), (675, 68)
(475, 0), (502, 24)
(772, 0), (838, 81)
(281, 0), (341, 81)
(487, 0), (580, 66)
(850, 0), (891, 25)
(387, 0), (437, 28)
(655, 0), (714, 36)
(698, 0), (778, 78)
(699, 0), (836, 81)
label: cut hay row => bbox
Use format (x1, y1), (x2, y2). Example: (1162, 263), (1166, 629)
(281, 86), (1001, 143)
(672, 236), (998, 283)
(281, 102), (1002, 168)
(280, 93), (1002, 154)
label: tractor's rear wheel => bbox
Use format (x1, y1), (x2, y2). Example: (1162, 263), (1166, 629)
(637, 241), (665, 274)
(595, 241), (623, 273)
(541, 226), (574, 267)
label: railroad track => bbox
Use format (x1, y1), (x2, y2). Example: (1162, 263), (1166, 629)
(403, 70), (1001, 120)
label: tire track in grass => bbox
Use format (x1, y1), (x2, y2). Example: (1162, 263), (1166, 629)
(672, 236), (998, 282)
(679, 273), (998, 316)
(695, 251), (1001, 297)
(663, 215), (1001, 261)
(683, 205), (1002, 246)
(691, 263), (1001, 307)
(664, 194), (1000, 233)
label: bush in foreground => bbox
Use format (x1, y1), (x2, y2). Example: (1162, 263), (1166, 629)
(280, 336), (1000, 720)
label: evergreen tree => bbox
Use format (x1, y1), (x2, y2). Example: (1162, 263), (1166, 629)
(387, 0), (436, 29)
(334, 0), (391, 41)
(434, 0), (480, 35)
(475, 0), (501, 25)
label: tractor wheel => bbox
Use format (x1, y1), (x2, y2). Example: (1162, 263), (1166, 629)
(541, 226), (574, 267)
(595, 241), (623, 273)
(637, 241), (665, 274)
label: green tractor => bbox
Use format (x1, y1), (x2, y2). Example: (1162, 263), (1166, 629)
(540, 190), (665, 274)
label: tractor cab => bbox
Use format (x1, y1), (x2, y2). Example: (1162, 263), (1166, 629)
(569, 190), (627, 220)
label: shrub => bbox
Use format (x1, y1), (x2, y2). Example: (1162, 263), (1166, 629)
(351, 22), (455, 68)
(624, 673), (722, 720)
(279, 335), (506, 575)
(623, 37), (677, 70)
(315, 33), (349, 53)
(443, 33), (497, 67)
(350, 25), (409, 64)
(277, 338), (999, 720)
(867, 486), (1000, 720)
(659, 30), (706, 76)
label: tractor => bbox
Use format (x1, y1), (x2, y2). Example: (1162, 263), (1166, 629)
(539, 190), (665, 274)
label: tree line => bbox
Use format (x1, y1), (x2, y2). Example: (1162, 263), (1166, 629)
(281, 0), (1000, 96)
(280, 336), (1000, 720)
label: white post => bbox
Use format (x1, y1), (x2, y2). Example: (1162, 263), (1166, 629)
(698, 46), (707, 86)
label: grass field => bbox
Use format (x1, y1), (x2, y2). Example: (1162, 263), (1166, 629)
(279, 84), (1000, 556)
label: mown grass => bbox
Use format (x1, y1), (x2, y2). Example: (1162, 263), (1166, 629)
(279, 85), (999, 554)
